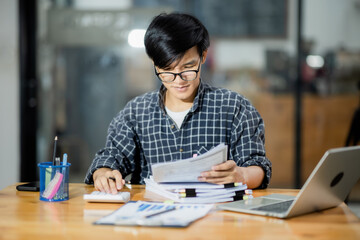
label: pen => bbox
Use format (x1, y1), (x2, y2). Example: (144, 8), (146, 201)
(52, 136), (58, 165)
(63, 153), (68, 166)
(108, 177), (131, 184)
(62, 153), (68, 175)
(143, 206), (177, 218)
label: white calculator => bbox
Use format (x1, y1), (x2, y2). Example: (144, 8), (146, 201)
(83, 191), (130, 203)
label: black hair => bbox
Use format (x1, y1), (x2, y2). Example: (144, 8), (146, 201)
(144, 12), (210, 69)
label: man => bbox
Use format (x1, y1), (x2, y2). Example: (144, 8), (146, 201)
(85, 13), (271, 194)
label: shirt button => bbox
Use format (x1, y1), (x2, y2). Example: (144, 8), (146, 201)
(179, 148), (183, 152)
(171, 125), (175, 129)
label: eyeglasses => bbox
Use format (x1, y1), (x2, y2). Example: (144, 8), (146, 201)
(154, 58), (202, 83)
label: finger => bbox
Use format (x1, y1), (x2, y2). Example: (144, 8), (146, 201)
(99, 176), (111, 194)
(199, 171), (236, 184)
(201, 170), (231, 178)
(112, 170), (125, 190)
(198, 175), (232, 184)
(203, 177), (230, 185)
(198, 176), (206, 182)
(94, 175), (108, 192)
(95, 177), (109, 193)
(94, 180), (104, 192)
(106, 178), (122, 192)
(212, 160), (236, 171)
(107, 177), (118, 194)
(103, 171), (118, 194)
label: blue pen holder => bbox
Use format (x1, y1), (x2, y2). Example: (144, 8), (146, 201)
(38, 162), (71, 202)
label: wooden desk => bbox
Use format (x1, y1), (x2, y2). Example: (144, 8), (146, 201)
(1, 183), (359, 240)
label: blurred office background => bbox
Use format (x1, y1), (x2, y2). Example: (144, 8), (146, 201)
(1, 0), (360, 203)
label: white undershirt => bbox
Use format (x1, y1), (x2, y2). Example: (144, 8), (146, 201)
(165, 107), (191, 129)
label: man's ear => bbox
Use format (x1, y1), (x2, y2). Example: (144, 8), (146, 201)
(201, 50), (208, 64)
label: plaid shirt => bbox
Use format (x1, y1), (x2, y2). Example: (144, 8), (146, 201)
(85, 82), (271, 188)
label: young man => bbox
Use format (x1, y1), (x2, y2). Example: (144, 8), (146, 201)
(85, 13), (271, 194)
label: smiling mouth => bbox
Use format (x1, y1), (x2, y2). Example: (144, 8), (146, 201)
(173, 85), (189, 89)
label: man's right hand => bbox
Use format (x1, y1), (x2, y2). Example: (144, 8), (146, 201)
(93, 168), (125, 194)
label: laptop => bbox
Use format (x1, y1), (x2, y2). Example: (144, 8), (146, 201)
(217, 146), (360, 218)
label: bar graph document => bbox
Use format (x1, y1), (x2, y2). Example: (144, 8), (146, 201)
(94, 201), (214, 227)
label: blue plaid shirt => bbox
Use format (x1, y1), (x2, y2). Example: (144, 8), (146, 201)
(85, 82), (271, 188)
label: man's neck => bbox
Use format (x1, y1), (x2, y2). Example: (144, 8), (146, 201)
(165, 92), (194, 112)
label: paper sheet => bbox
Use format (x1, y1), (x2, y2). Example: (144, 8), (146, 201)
(151, 143), (228, 182)
(94, 201), (214, 227)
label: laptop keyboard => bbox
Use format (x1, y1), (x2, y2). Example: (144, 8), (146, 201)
(252, 200), (294, 213)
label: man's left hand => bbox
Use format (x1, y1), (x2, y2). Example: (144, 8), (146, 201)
(198, 160), (245, 184)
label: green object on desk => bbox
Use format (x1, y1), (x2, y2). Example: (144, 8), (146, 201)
(45, 168), (52, 187)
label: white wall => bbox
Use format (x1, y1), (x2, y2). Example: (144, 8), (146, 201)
(0, 0), (19, 190)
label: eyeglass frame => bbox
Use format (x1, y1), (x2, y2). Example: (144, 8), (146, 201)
(154, 57), (202, 83)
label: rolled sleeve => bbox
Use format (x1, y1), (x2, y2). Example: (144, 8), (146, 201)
(230, 98), (272, 189)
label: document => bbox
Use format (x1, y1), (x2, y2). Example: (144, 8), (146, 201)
(94, 201), (214, 227)
(151, 143), (228, 182)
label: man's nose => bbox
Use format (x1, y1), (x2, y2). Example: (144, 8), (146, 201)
(173, 73), (184, 83)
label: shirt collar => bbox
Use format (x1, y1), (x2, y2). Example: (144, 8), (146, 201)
(158, 80), (205, 113)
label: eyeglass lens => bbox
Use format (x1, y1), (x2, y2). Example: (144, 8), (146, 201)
(158, 71), (197, 82)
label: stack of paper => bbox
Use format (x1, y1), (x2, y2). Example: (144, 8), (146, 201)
(147, 143), (253, 204)
(145, 178), (253, 204)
